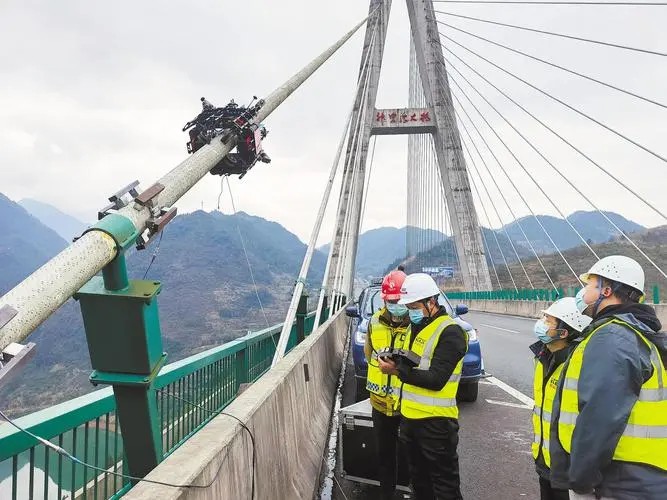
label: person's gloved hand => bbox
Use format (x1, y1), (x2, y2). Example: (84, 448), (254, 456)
(569, 491), (598, 500)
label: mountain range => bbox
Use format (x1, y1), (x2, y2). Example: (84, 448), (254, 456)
(18, 198), (90, 243)
(502, 211), (644, 255)
(0, 195), (655, 416)
(318, 226), (446, 278)
(0, 194), (68, 295)
(320, 211), (644, 279)
(489, 224), (667, 299)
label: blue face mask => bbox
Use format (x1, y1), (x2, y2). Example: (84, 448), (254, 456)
(408, 308), (425, 324)
(386, 303), (408, 317)
(574, 288), (588, 314)
(533, 320), (554, 344)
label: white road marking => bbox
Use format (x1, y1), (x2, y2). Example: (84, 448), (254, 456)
(480, 323), (520, 334)
(486, 376), (535, 407)
(485, 399), (532, 410)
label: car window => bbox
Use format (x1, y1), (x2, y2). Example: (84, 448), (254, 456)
(360, 287), (455, 317)
(438, 293), (455, 316)
(361, 287), (383, 316)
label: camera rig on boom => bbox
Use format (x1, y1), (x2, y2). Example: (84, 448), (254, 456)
(183, 97), (271, 179)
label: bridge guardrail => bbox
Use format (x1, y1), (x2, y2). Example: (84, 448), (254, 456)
(0, 311), (322, 499)
(447, 285), (661, 304)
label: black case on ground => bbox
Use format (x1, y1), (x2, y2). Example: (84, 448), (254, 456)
(338, 398), (411, 491)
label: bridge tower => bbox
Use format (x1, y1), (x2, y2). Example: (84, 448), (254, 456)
(326, 0), (492, 297)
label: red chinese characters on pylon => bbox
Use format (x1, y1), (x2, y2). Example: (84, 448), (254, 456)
(374, 110), (431, 124)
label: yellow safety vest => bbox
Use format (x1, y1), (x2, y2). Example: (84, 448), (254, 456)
(558, 319), (667, 470)
(400, 315), (467, 420)
(366, 310), (409, 415)
(532, 360), (565, 468)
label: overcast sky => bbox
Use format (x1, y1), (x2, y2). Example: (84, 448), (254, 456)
(0, 0), (665, 244)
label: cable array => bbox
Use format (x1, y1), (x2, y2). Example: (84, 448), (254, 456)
(423, 2), (666, 289)
(318, 11), (383, 313)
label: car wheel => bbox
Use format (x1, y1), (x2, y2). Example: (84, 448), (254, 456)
(355, 379), (369, 402)
(457, 382), (479, 403)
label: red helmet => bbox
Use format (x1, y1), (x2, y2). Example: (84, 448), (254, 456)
(381, 270), (407, 301)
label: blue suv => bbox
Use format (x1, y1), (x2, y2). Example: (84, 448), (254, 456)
(345, 285), (483, 402)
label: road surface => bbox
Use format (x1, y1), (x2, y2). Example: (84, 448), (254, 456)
(330, 311), (541, 500)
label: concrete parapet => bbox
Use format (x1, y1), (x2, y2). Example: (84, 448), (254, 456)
(126, 308), (349, 500)
(467, 300), (667, 327)
(467, 300), (550, 319)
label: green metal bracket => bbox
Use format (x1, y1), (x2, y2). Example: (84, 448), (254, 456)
(90, 212), (141, 252)
(75, 278), (166, 374)
(74, 235), (168, 479)
(90, 353), (168, 387)
(84, 213), (141, 291)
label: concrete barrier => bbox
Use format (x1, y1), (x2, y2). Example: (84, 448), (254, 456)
(125, 308), (349, 500)
(467, 299), (551, 319)
(467, 300), (667, 327)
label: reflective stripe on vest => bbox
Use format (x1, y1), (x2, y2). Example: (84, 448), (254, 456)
(558, 319), (667, 471)
(365, 312), (409, 411)
(400, 315), (467, 420)
(532, 360), (564, 468)
(533, 433), (550, 451)
(563, 377), (667, 402)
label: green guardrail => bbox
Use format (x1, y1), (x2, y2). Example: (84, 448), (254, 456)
(0, 309), (325, 500)
(447, 285), (661, 305)
(447, 288), (564, 302)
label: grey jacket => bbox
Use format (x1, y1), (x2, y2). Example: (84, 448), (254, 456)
(549, 305), (667, 500)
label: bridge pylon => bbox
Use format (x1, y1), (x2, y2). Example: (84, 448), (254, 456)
(326, 0), (492, 297)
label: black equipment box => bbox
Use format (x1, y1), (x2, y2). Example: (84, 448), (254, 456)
(338, 398), (411, 491)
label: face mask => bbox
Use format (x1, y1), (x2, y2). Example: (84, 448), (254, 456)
(408, 309), (425, 324)
(386, 303), (408, 317)
(575, 288), (590, 315)
(533, 320), (554, 344)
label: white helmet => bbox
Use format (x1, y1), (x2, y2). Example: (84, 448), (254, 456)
(398, 273), (441, 305)
(580, 255), (644, 293)
(542, 297), (592, 332)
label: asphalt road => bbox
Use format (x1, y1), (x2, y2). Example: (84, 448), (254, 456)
(468, 311), (538, 397)
(328, 311), (542, 500)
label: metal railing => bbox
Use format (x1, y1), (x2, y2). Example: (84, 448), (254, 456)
(0, 311), (322, 499)
(447, 285), (662, 304)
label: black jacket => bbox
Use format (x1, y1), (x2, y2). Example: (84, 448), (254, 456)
(396, 307), (467, 391)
